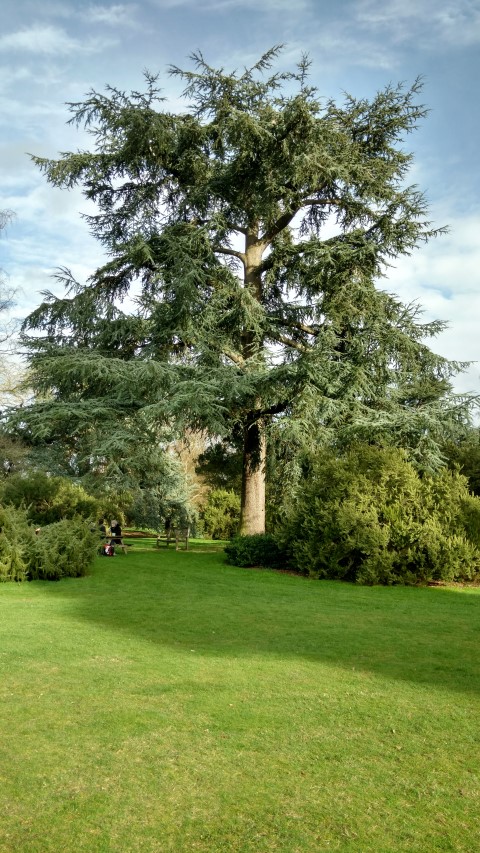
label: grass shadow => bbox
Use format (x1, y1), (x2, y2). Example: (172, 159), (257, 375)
(30, 546), (480, 696)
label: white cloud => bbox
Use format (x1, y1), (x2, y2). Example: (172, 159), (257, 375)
(0, 66), (34, 92)
(381, 211), (480, 393)
(152, 0), (311, 12)
(83, 4), (138, 27)
(355, 0), (480, 48)
(0, 24), (116, 56)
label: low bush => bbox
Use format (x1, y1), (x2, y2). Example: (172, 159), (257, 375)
(28, 518), (99, 581)
(279, 445), (480, 585)
(225, 533), (287, 568)
(0, 503), (98, 582)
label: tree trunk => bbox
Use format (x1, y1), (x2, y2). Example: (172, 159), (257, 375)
(238, 227), (267, 535)
(239, 419), (266, 535)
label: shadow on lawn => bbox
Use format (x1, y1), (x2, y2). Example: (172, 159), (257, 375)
(46, 549), (480, 696)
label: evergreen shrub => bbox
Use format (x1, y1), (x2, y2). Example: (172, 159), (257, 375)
(0, 503), (98, 582)
(28, 518), (99, 581)
(0, 504), (33, 581)
(280, 446), (480, 585)
(1, 471), (98, 525)
(202, 489), (241, 540)
(225, 534), (287, 568)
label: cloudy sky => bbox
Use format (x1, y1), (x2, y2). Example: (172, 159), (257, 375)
(1, 0), (479, 394)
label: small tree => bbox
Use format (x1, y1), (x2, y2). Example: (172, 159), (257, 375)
(19, 49), (469, 534)
(202, 488), (241, 539)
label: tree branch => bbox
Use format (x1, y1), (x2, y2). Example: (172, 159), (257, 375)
(213, 245), (246, 264)
(301, 198), (340, 207)
(225, 222), (248, 237)
(290, 321), (320, 337)
(269, 333), (310, 353)
(260, 197), (342, 245)
(260, 210), (298, 245)
(245, 399), (291, 422)
(221, 348), (246, 367)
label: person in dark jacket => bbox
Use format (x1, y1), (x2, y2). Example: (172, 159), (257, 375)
(110, 519), (128, 554)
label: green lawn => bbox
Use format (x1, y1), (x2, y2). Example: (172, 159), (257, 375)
(1, 542), (479, 852)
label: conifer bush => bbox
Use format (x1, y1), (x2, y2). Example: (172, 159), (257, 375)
(225, 534), (286, 568)
(280, 446), (480, 585)
(0, 503), (98, 582)
(0, 504), (33, 582)
(28, 518), (99, 581)
(202, 489), (241, 540)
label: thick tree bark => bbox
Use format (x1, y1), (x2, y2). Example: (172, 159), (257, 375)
(237, 226), (267, 535)
(239, 418), (266, 535)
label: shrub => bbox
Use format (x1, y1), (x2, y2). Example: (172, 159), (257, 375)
(1, 471), (98, 525)
(27, 518), (99, 581)
(202, 489), (241, 540)
(280, 445), (480, 585)
(0, 502), (98, 582)
(0, 504), (33, 582)
(225, 534), (287, 568)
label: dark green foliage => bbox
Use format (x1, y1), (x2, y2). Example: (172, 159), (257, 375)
(96, 495), (127, 528)
(0, 434), (29, 480)
(196, 440), (243, 493)
(27, 517), (99, 581)
(280, 445), (480, 585)
(202, 489), (240, 539)
(127, 489), (193, 534)
(224, 533), (286, 568)
(1, 471), (98, 525)
(443, 428), (480, 495)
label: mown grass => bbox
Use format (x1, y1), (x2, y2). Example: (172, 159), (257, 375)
(0, 541), (479, 852)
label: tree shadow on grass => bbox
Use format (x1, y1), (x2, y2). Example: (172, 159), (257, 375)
(42, 549), (480, 696)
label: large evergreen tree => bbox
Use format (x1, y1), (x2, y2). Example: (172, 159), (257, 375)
(20, 48), (468, 534)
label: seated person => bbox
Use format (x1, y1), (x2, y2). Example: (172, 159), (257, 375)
(110, 519), (128, 554)
(97, 518), (112, 555)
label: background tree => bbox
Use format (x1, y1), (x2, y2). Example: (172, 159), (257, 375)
(0, 209), (17, 352)
(18, 48), (470, 534)
(0, 470), (98, 526)
(0, 210), (32, 477)
(443, 428), (480, 496)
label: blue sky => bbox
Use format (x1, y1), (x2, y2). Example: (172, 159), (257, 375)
(1, 0), (480, 394)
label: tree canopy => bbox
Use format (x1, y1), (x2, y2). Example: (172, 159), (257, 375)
(17, 47), (470, 533)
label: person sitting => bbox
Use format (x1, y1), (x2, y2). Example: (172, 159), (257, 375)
(110, 519), (128, 555)
(97, 518), (113, 555)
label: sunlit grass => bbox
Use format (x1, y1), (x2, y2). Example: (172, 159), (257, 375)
(1, 545), (479, 852)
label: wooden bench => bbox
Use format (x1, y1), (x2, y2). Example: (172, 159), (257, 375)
(156, 526), (190, 551)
